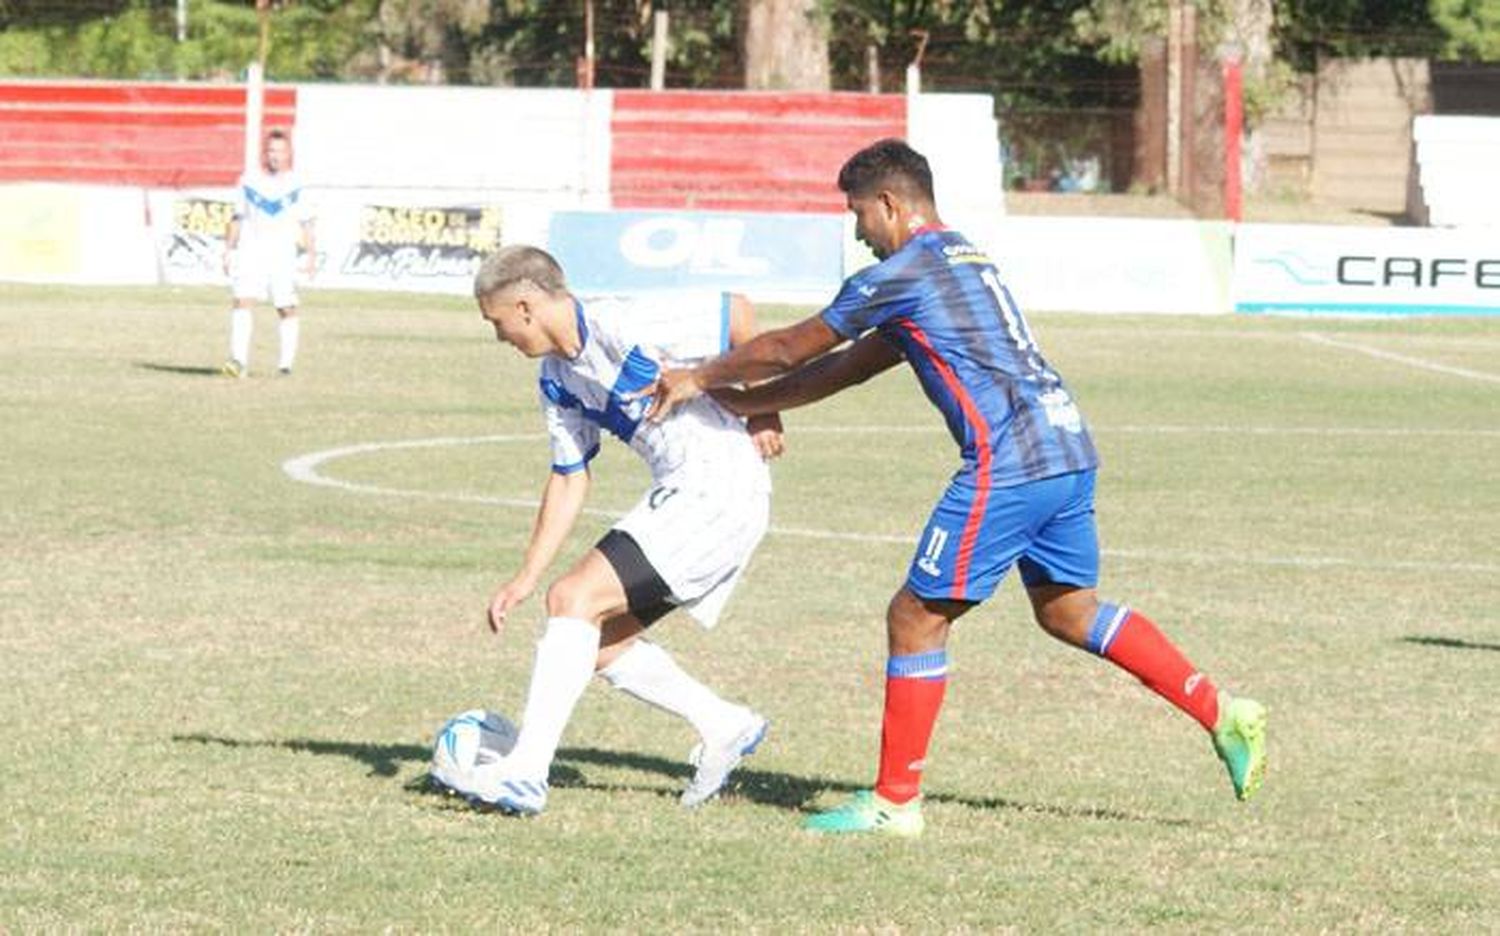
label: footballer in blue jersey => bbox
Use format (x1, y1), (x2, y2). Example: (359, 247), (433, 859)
(646, 139), (1267, 836)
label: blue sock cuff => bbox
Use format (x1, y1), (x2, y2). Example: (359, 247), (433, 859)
(1087, 602), (1130, 654)
(887, 649), (949, 680)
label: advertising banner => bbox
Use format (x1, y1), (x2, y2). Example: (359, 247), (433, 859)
(1, 184), (156, 285)
(1233, 224), (1500, 316)
(961, 217), (1234, 315)
(317, 202), (502, 293)
(151, 191), (505, 295)
(151, 188), (236, 285)
(547, 210), (844, 301)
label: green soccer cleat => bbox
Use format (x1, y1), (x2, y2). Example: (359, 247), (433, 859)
(803, 789), (924, 838)
(1212, 692), (1267, 802)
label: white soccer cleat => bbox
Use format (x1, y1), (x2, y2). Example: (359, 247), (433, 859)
(681, 712), (769, 808)
(429, 757), (471, 797)
(464, 756), (550, 816)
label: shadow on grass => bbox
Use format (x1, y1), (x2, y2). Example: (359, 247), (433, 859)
(135, 361), (223, 377)
(1401, 635), (1500, 653)
(174, 733), (1188, 827)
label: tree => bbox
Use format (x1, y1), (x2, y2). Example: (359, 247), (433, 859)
(741, 0), (829, 89)
(1432, 0), (1500, 60)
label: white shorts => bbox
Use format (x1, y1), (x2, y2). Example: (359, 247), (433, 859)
(231, 246), (300, 309)
(613, 483), (770, 630)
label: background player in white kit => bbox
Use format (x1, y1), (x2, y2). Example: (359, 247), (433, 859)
(221, 129), (315, 378)
(433, 244), (783, 816)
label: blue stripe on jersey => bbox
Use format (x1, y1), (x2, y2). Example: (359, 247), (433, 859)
(539, 347), (658, 444)
(719, 292), (731, 353)
(572, 297), (590, 349)
(552, 442), (600, 475)
(819, 228), (1098, 487)
(886, 649), (949, 681)
(243, 185), (298, 217)
(613, 345), (659, 395)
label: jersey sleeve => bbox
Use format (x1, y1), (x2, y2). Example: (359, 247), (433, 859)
(539, 377), (600, 475)
(819, 256), (922, 339)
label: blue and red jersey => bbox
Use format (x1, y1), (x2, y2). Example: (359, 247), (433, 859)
(820, 226), (1098, 488)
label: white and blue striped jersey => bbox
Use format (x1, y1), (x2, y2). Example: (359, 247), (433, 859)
(540, 292), (771, 495)
(233, 167), (310, 257)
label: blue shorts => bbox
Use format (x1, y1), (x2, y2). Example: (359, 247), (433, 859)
(905, 468), (1099, 603)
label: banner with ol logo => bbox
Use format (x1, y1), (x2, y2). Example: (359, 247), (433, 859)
(547, 210), (843, 301)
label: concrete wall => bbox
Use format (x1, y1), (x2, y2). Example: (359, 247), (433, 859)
(1260, 58), (1431, 215)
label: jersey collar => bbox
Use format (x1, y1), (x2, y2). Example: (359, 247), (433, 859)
(567, 296), (590, 359)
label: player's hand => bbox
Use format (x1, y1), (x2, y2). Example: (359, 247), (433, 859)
(487, 576), (535, 634)
(747, 412), (785, 460)
(643, 367), (704, 423)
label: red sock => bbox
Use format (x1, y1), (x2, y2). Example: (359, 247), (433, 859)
(1092, 604), (1219, 731)
(874, 650), (948, 804)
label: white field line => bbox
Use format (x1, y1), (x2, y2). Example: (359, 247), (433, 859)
(1301, 332), (1500, 385)
(281, 430), (1500, 575)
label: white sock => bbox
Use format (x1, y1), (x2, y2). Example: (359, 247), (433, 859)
(229, 307), (252, 365)
(600, 639), (751, 745)
(277, 316), (300, 370)
(508, 617), (601, 777)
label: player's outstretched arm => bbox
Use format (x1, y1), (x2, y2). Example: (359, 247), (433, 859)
(488, 468), (590, 633)
(724, 293), (785, 460)
(712, 332), (903, 417)
(646, 315), (842, 422)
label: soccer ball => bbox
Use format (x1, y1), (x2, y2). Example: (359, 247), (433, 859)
(431, 708), (518, 779)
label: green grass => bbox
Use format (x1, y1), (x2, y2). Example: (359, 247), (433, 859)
(2, 283), (1497, 931)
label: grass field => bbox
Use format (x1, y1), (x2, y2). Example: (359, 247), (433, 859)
(3, 282), (1497, 932)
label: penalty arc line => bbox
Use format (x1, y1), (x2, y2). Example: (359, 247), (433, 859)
(280, 431), (1500, 576)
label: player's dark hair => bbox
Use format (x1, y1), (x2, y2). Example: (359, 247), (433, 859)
(837, 139), (935, 204)
(474, 244), (569, 300)
(266, 128), (290, 143)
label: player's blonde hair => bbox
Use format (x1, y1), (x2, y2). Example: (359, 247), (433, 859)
(474, 245), (568, 301)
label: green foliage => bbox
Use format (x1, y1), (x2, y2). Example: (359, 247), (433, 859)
(1275, 0), (1445, 69)
(1431, 0), (1500, 59)
(0, 0), (379, 80)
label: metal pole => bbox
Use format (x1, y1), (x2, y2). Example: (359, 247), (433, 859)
(1166, 0), (1182, 197)
(244, 62), (264, 174)
(176, 0), (187, 42)
(650, 9), (668, 91)
(577, 0), (595, 89)
(1224, 56), (1243, 221)
(257, 0), (270, 69)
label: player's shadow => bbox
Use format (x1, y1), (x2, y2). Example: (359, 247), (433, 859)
(1401, 635), (1500, 653)
(136, 361), (223, 377)
(174, 733), (434, 778)
(173, 734), (1188, 827)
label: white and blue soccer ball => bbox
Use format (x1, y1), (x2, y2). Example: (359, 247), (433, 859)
(431, 708), (518, 778)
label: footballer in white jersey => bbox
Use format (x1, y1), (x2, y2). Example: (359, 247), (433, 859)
(220, 129), (316, 378)
(436, 244), (781, 816)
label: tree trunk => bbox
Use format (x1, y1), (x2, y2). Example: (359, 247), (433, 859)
(741, 0), (830, 91)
